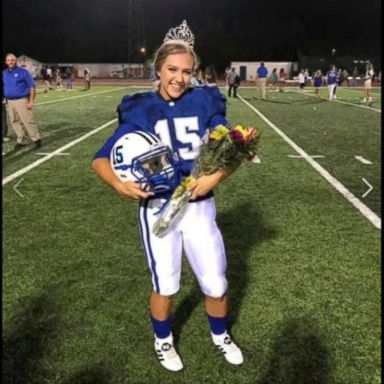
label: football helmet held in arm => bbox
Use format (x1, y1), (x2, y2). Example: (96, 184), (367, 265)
(110, 131), (179, 195)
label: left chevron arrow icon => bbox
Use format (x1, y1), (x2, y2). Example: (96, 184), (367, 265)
(13, 178), (24, 198)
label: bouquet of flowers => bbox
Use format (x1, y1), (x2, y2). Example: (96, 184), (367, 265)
(152, 124), (260, 236)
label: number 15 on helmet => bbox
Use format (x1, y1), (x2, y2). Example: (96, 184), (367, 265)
(110, 131), (180, 195)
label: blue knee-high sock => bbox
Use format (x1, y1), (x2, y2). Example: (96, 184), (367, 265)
(206, 314), (228, 335)
(150, 314), (173, 339)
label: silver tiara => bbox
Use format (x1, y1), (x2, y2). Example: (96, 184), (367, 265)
(163, 20), (194, 47)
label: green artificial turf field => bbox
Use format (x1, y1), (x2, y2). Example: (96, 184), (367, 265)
(2, 85), (381, 384)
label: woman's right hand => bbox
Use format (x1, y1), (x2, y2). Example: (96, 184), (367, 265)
(92, 157), (154, 200)
(113, 180), (154, 200)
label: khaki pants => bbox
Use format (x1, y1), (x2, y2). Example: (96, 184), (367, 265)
(7, 98), (41, 143)
(257, 78), (267, 99)
(43, 80), (51, 92)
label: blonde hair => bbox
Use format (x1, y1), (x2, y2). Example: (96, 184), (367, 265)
(153, 42), (199, 74)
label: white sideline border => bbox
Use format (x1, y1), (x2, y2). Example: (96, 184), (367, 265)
(34, 87), (125, 106)
(237, 94), (381, 230)
(289, 89), (381, 113)
(339, 87), (382, 95)
(2, 119), (117, 186)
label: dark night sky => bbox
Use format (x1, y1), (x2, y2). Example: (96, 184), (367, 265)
(2, 0), (381, 71)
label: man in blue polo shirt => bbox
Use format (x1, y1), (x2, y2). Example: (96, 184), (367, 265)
(255, 62), (268, 100)
(2, 53), (42, 149)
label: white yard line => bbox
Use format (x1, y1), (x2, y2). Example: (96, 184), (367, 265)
(339, 87), (382, 94)
(238, 94), (381, 230)
(2, 118), (117, 186)
(2, 87), (125, 158)
(288, 89), (381, 113)
(289, 155), (325, 159)
(34, 87), (125, 106)
(354, 155), (373, 165)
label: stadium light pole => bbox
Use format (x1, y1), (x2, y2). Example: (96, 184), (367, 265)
(331, 47), (338, 68)
(140, 47), (147, 78)
(140, 47), (146, 61)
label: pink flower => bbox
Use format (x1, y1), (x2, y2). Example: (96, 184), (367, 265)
(229, 128), (244, 143)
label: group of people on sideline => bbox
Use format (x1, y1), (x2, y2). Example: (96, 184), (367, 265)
(40, 66), (74, 92)
(3, 52), (379, 151)
(38, 65), (91, 93)
(297, 62), (376, 105)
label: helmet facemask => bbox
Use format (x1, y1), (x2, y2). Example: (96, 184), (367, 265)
(111, 131), (180, 195)
(131, 145), (179, 193)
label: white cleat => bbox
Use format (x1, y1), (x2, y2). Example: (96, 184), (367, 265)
(211, 331), (244, 365)
(154, 333), (183, 372)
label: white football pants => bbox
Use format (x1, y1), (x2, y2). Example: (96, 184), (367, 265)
(137, 197), (227, 298)
(328, 84), (336, 100)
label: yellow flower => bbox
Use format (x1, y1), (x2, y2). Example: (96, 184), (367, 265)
(180, 176), (195, 188)
(209, 124), (229, 140)
(215, 124), (229, 134)
(209, 130), (222, 140)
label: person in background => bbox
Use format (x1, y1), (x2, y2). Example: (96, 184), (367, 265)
(227, 67), (240, 97)
(30, 66), (37, 80)
(333, 68), (341, 99)
(190, 69), (201, 87)
(84, 68), (91, 90)
(363, 62), (374, 105)
(326, 64), (337, 101)
(313, 69), (323, 97)
(340, 69), (349, 86)
(352, 66), (359, 87)
(255, 62), (268, 99)
(2, 53), (42, 149)
(298, 69), (306, 90)
(197, 69), (204, 85)
(41, 66), (51, 93)
(2, 98), (10, 143)
(205, 65), (218, 86)
(278, 67), (286, 92)
(224, 67), (231, 91)
(46, 66), (53, 89)
(55, 68), (64, 90)
(65, 67), (73, 90)
(149, 64), (160, 89)
(269, 68), (279, 90)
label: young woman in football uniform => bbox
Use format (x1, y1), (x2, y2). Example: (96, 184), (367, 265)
(91, 20), (243, 372)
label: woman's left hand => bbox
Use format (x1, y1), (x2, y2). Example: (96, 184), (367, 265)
(187, 171), (224, 200)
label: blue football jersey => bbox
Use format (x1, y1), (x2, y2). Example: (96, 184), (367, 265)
(94, 86), (228, 177)
(327, 71), (337, 85)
